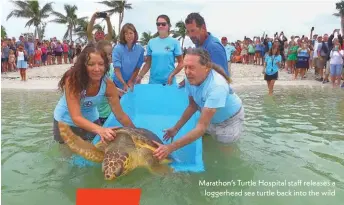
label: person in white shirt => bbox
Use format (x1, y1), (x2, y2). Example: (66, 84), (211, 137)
(329, 38), (344, 88)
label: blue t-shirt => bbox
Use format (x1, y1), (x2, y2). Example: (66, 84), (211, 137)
(112, 43), (144, 89)
(224, 44), (236, 62)
(268, 41), (272, 50)
(265, 55), (281, 75)
(53, 78), (107, 126)
(196, 33), (229, 77)
(297, 49), (310, 57)
(146, 36), (182, 84)
(185, 70), (242, 124)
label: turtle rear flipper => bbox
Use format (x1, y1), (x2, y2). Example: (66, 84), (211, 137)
(102, 149), (131, 180)
(58, 121), (104, 163)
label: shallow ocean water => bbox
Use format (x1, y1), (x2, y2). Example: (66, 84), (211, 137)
(1, 86), (344, 205)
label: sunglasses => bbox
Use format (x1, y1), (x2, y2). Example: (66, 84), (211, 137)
(156, 22), (167, 27)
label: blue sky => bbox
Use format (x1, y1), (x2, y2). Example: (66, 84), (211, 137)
(1, 0), (341, 47)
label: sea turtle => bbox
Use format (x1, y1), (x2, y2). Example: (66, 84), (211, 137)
(58, 121), (173, 180)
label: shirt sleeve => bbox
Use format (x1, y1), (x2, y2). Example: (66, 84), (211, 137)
(112, 45), (122, 69)
(135, 47), (144, 70)
(204, 86), (227, 109)
(276, 55), (282, 62)
(146, 40), (152, 56)
(208, 44), (227, 69)
(174, 40), (183, 57)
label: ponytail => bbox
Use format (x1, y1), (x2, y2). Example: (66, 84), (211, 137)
(210, 63), (232, 84)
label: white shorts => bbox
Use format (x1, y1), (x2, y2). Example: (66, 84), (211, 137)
(206, 106), (245, 144)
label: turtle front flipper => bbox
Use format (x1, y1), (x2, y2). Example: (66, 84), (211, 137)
(102, 149), (131, 180)
(58, 121), (104, 163)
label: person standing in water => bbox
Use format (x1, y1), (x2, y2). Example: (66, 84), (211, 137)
(178, 12), (229, 88)
(135, 14), (183, 85)
(152, 48), (244, 160)
(262, 47), (282, 96)
(113, 23), (145, 91)
(53, 44), (135, 145)
(95, 40), (116, 125)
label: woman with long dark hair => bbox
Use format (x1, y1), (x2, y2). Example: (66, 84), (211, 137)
(53, 44), (135, 148)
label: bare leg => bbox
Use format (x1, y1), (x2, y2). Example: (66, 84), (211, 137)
(266, 80), (271, 95)
(269, 80), (276, 95)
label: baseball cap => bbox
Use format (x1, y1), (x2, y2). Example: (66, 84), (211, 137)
(221, 37), (227, 41)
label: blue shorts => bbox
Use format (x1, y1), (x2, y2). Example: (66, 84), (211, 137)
(28, 50), (35, 56)
(330, 64), (343, 76)
(17, 60), (28, 69)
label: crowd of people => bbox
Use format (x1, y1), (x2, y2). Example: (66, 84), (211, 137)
(221, 28), (344, 89)
(1, 36), (84, 81)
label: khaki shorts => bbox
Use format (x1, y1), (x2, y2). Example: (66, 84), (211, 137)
(317, 57), (326, 69)
(206, 106), (245, 144)
(325, 61), (330, 75)
(312, 57), (318, 67)
(228, 61), (232, 77)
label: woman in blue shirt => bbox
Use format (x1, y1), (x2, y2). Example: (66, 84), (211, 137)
(294, 43), (310, 80)
(262, 47), (281, 96)
(53, 44), (135, 153)
(112, 23), (145, 92)
(152, 48), (244, 160)
(135, 14), (184, 85)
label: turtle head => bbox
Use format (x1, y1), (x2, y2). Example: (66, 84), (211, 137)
(103, 162), (124, 181)
(102, 150), (129, 181)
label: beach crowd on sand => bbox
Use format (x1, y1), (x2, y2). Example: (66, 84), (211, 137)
(2, 10), (344, 91)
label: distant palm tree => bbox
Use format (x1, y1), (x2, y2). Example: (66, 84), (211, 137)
(98, 0), (133, 36)
(140, 31), (158, 45)
(6, 0), (53, 40)
(1, 26), (7, 40)
(334, 0), (344, 36)
(37, 22), (47, 40)
(74, 19), (102, 43)
(50, 4), (87, 41)
(172, 20), (187, 48)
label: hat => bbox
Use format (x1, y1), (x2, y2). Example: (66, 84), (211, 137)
(221, 37), (227, 40)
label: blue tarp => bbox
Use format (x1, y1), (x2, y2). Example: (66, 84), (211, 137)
(71, 84), (204, 173)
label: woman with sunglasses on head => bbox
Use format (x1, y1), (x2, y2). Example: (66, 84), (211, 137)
(135, 15), (184, 85)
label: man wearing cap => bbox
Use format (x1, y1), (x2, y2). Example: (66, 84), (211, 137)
(221, 37), (236, 77)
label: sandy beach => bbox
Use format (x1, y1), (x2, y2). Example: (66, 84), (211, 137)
(1, 63), (329, 90)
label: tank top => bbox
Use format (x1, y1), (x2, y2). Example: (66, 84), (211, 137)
(53, 78), (107, 126)
(17, 51), (24, 61)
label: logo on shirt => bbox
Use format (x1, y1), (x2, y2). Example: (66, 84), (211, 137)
(83, 101), (93, 107)
(165, 46), (171, 51)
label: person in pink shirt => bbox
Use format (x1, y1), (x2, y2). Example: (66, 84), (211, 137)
(41, 42), (47, 66)
(63, 40), (69, 64)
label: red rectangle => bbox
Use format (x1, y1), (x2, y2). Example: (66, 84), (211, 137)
(76, 188), (141, 205)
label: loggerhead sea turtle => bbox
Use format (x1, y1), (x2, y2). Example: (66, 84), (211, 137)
(58, 121), (174, 180)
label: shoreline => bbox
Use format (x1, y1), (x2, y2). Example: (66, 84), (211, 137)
(1, 63), (335, 90)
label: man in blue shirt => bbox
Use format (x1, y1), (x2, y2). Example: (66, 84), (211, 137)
(184, 13), (228, 76)
(178, 13), (229, 87)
